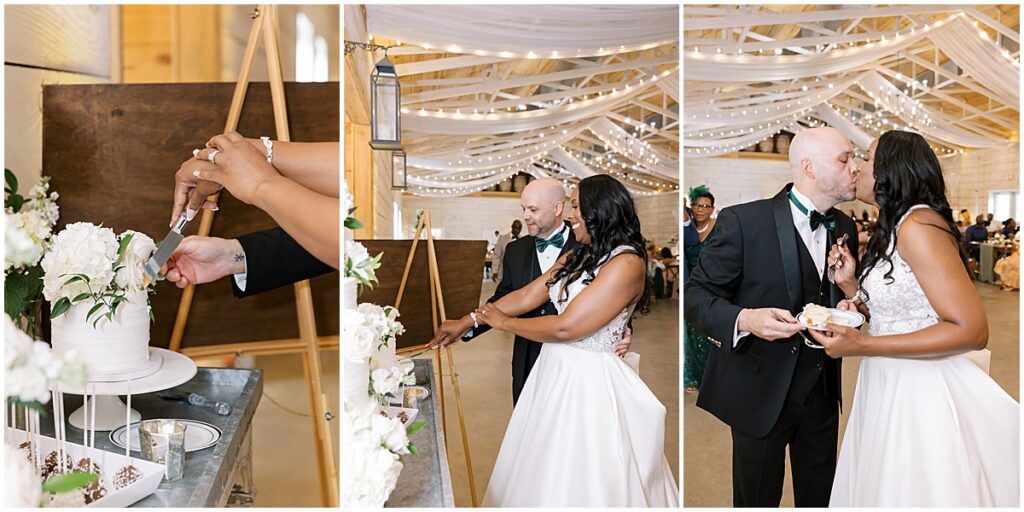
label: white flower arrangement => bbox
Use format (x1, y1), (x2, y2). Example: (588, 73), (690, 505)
(4, 317), (87, 406)
(345, 239), (383, 291)
(40, 223), (156, 324)
(4, 174), (59, 271)
(342, 303), (413, 402)
(5, 444), (42, 507)
(341, 399), (406, 507)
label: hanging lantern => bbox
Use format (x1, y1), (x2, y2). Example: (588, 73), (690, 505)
(391, 149), (407, 190)
(370, 55), (402, 150)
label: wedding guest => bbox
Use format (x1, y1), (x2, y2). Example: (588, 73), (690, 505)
(965, 215), (989, 276)
(682, 196), (698, 281)
(492, 220), (522, 282)
(683, 185), (716, 393)
(648, 245), (666, 299)
(659, 246), (676, 297)
(176, 132), (339, 266)
(1002, 218), (1018, 237)
(960, 208), (971, 225)
(995, 248), (1020, 291)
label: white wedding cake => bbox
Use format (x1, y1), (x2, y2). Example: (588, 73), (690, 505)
(51, 290), (153, 380)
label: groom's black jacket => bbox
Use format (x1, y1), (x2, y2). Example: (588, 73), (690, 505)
(464, 220), (577, 404)
(230, 227), (335, 297)
(684, 184), (857, 438)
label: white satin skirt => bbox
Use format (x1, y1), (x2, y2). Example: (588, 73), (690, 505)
(482, 343), (679, 507)
(831, 354), (1019, 507)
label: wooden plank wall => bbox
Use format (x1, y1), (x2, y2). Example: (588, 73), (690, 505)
(4, 5), (113, 190)
(42, 82), (340, 348)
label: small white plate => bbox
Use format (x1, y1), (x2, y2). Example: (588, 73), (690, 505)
(387, 385), (430, 405)
(110, 419), (221, 453)
(381, 406), (418, 427)
(797, 309), (865, 331)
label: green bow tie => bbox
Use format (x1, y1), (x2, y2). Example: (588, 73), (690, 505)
(789, 190), (836, 232)
(535, 230), (565, 252)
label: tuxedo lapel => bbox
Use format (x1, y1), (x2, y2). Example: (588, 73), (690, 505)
(524, 236), (542, 280)
(773, 184), (802, 312)
(827, 216), (855, 307)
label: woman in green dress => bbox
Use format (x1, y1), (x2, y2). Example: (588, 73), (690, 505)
(684, 186), (717, 393)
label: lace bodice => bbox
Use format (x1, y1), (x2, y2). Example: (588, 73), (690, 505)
(548, 245), (637, 352)
(861, 205), (940, 336)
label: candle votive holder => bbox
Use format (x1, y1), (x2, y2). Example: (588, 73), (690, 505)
(138, 419), (187, 481)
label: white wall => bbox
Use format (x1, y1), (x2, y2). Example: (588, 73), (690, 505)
(5, 5), (114, 189)
(943, 143), (1020, 220)
(635, 191), (679, 247)
(220, 4), (339, 83)
(400, 195), (524, 241)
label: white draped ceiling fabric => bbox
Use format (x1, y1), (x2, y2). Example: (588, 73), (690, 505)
(683, 6), (1019, 158)
(355, 5), (679, 196)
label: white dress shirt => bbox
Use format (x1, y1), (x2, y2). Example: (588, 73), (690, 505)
(734, 186), (829, 346)
(537, 223), (570, 274)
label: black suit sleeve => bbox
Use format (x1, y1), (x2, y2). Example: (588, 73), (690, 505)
(462, 242), (519, 341)
(230, 227), (335, 298)
(683, 208), (747, 349)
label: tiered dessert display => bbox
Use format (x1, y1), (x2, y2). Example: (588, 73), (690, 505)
(341, 186), (424, 507)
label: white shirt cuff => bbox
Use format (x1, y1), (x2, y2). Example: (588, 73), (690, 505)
(232, 257), (249, 292)
(683, 218), (692, 227)
(733, 314), (750, 348)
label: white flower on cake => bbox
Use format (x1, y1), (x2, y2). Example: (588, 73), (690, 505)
(41, 222), (119, 304)
(372, 413), (411, 455)
(370, 367), (402, 396)
(5, 444), (42, 507)
(113, 231), (156, 291)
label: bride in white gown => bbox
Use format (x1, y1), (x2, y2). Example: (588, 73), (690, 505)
(811, 130), (1019, 507)
(429, 175), (678, 507)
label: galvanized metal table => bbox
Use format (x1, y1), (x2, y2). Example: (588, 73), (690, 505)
(385, 359), (455, 507)
(38, 367), (263, 507)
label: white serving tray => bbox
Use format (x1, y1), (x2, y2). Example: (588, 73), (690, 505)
(6, 427), (165, 507)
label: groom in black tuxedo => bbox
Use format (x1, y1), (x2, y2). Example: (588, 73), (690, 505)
(685, 128), (860, 507)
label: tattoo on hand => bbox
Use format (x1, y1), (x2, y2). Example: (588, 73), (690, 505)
(234, 253), (245, 262)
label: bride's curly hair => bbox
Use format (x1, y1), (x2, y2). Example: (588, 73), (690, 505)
(859, 130), (967, 299)
(547, 174), (651, 314)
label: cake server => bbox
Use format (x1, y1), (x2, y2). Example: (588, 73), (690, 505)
(142, 211), (190, 288)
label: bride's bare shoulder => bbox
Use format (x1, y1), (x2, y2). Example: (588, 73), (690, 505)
(896, 208), (961, 262)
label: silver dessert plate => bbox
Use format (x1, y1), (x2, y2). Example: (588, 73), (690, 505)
(110, 419), (222, 453)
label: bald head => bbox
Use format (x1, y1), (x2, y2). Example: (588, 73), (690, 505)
(788, 127), (858, 210)
(521, 178), (567, 238)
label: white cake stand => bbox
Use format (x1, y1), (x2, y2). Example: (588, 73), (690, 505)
(57, 348), (198, 431)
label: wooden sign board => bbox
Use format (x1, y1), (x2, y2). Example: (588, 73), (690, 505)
(41, 82), (339, 348)
(356, 240), (487, 350)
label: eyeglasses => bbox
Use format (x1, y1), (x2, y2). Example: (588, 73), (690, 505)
(693, 204), (714, 210)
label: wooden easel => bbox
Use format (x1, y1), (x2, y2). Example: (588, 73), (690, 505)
(165, 5), (337, 507)
(395, 210), (479, 507)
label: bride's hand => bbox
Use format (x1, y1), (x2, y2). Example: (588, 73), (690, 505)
(828, 240), (857, 288)
(806, 323), (867, 358)
(478, 303), (510, 330)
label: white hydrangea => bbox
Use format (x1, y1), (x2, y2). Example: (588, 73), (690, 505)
(5, 213), (42, 270)
(113, 230), (156, 291)
(370, 367), (401, 397)
(5, 444), (42, 507)
(40, 222), (119, 303)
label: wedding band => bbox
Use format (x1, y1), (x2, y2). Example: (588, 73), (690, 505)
(207, 149), (220, 164)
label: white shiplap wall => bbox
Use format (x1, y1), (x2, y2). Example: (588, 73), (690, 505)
(943, 143), (1020, 219)
(4, 5), (113, 189)
(400, 195), (524, 240)
(635, 191), (679, 247)
(683, 157), (793, 210)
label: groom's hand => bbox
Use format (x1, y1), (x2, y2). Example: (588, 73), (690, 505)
(427, 317), (474, 349)
(612, 326), (632, 357)
(161, 236), (245, 288)
(737, 308), (805, 341)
